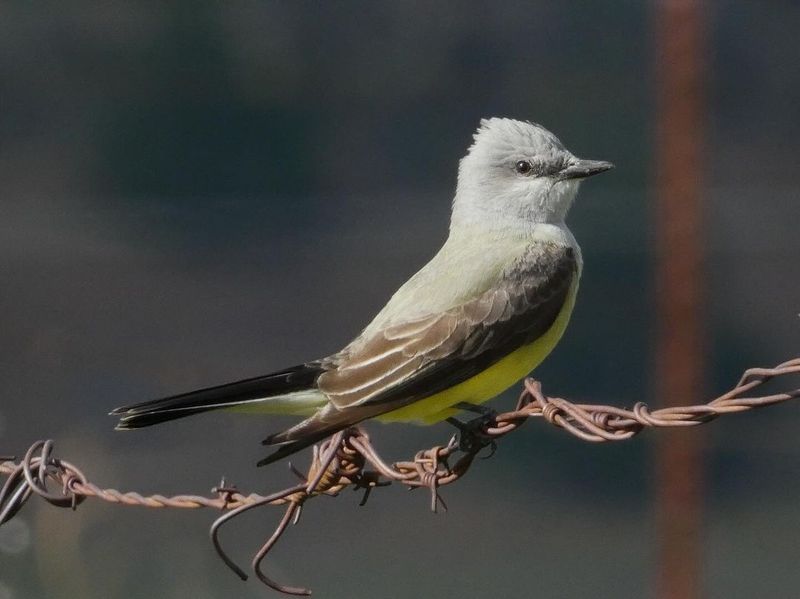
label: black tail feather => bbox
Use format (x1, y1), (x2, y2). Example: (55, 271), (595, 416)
(257, 401), (395, 467)
(115, 407), (216, 429)
(112, 362), (323, 430)
(257, 428), (343, 467)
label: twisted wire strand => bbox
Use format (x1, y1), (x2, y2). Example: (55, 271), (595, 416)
(1, 358), (799, 595)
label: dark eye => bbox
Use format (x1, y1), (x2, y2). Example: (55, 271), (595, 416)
(515, 160), (533, 175)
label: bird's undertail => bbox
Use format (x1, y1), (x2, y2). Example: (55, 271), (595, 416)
(257, 400), (401, 467)
(111, 363), (325, 430)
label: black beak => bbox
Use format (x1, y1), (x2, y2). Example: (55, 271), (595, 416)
(558, 158), (615, 181)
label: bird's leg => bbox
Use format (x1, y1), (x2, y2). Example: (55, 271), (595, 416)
(454, 401), (497, 417)
(446, 402), (498, 455)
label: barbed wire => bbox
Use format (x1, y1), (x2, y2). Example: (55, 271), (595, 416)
(2, 358), (799, 595)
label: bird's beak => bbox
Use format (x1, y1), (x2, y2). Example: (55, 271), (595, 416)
(558, 158), (615, 181)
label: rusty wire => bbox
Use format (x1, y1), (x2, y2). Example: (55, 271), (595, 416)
(2, 358), (799, 595)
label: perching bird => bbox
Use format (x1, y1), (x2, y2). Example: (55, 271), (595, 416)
(112, 117), (613, 465)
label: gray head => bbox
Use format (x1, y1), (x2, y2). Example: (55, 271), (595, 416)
(451, 118), (612, 230)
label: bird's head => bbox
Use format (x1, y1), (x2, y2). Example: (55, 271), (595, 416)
(451, 118), (613, 230)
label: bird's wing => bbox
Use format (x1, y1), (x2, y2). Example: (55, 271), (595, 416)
(320, 242), (577, 408)
(260, 242), (577, 461)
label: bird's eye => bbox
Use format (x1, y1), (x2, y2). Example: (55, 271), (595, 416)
(515, 160), (533, 175)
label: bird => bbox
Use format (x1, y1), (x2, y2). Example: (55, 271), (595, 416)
(111, 117), (613, 466)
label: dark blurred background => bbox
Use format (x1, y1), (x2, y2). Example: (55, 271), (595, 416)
(1, 2), (799, 598)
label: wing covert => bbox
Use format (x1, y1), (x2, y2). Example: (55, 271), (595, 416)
(318, 242), (578, 410)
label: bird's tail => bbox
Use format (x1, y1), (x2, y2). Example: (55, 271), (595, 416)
(256, 401), (391, 466)
(111, 363), (325, 430)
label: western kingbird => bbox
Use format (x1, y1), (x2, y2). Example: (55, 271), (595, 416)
(112, 118), (613, 465)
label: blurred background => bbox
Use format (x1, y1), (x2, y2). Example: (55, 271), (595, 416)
(1, 2), (799, 598)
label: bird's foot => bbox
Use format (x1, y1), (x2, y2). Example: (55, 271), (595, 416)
(446, 403), (498, 455)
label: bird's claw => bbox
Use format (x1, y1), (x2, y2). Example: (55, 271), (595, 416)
(446, 406), (498, 454)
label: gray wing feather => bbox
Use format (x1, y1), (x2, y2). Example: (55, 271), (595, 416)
(318, 243), (575, 409)
(261, 242), (577, 460)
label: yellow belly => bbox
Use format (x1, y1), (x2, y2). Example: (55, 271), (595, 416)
(377, 280), (578, 424)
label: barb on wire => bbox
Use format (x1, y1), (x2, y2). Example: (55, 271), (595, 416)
(2, 358), (799, 595)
